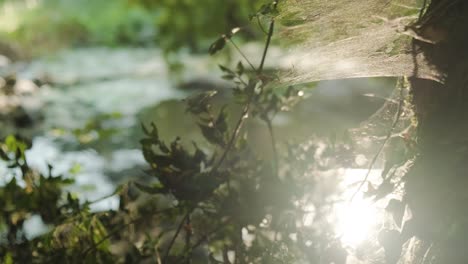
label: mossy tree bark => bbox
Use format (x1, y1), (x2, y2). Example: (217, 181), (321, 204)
(401, 1), (468, 263)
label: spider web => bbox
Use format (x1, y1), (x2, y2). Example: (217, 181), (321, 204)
(270, 0), (428, 166)
(270, 2), (438, 261)
(274, 0), (443, 85)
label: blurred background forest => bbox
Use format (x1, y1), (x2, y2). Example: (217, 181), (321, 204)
(0, 0), (420, 263)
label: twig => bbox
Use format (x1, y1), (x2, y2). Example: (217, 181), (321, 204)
(228, 39), (256, 72)
(163, 211), (191, 262)
(178, 220), (229, 264)
(236, 75), (248, 86)
(184, 215), (192, 264)
(211, 1), (278, 175)
(350, 78), (405, 201)
(211, 98), (252, 175)
(86, 186), (123, 205)
(222, 246), (231, 264)
(258, 1), (278, 73)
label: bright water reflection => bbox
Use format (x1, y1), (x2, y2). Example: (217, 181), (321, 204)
(334, 169), (384, 248)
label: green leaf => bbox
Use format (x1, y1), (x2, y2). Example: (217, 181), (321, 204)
(209, 36), (226, 55)
(134, 181), (165, 194)
(198, 123), (225, 147)
(0, 148), (9, 161)
(192, 142), (207, 163)
(68, 163), (82, 175)
(5, 135), (17, 150)
(222, 74), (235, 80)
(236, 61), (244, 75)
(218, 64), (234, 74)
(215, 107), (228, 134)
(159, 142), (170, 154)
(3, 252), (13, 264)
(141, 122), (160, 139)
(141, 122), (150, 135)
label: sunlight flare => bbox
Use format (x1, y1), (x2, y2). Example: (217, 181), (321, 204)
(334, 169), (384, 247)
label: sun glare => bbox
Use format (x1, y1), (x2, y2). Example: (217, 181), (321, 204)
(335, 194), (379, 246)
(334, 169), (384, 247)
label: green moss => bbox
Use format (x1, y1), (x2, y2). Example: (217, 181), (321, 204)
(379, 34), (413, 56)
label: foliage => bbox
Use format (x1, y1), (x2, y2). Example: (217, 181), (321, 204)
(0, 0), (265, 59)
(0, 2), (355, 263)
(3, 0), (466, 263)
(1, 0), (156, 55)
(130, 0), (264, 54)
(0, 134), (110, 263)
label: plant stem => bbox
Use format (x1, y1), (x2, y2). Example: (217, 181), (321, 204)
(258, 1), (278, 73)
(163, 211), (191, 262)
(178, 220), (229, 263)
(229, 39), (256, 72)
(211, 97), (252, 174)
(184, 215), (192, 264)
(211, 1), (278, 175)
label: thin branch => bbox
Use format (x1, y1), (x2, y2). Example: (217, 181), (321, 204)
(80, 207), (175, 258)
(350, 78), (405, 201)
(177, 218), (233, 264)
(211, 99), (252, 175)
(184, 221), (228, 257)
(86, 187), (122, 205)
(258, 1), (278, 73)
(211, 2), (278, 176)
(184, 215), (192, 264)
(228, 39), (256, 72)
(236, 75), (248, 86)
(222, 246), (231, 264)
(163, 211), (191, 262)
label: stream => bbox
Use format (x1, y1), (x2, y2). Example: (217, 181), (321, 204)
(1, 47), (396, 258)
(2, 47), (197, 210)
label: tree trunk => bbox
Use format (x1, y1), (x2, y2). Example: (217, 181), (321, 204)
(400, 1), (468, 263)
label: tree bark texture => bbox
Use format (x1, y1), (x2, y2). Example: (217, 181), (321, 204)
(400, 1), (468, 263)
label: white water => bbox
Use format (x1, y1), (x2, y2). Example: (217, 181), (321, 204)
(13, 48), (202, 210)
